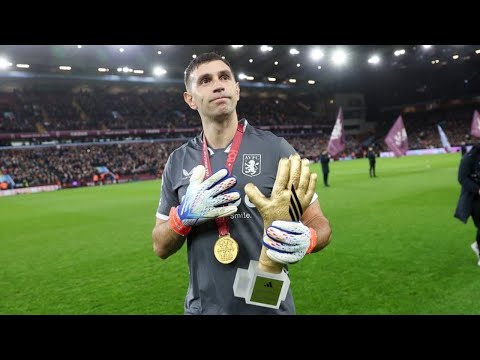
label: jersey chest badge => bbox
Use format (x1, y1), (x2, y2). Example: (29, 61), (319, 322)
(242, 154), (261, 177)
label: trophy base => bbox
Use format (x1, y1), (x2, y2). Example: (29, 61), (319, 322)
(233, 260), (290, 309)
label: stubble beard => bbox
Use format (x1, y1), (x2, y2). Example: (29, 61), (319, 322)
(209, 100), (236, 123)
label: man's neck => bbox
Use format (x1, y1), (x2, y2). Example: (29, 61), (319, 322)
(202, 116), (239, 149)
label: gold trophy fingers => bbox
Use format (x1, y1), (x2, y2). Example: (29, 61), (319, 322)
(297, 158), (311, 194)
(305, 172), (317, 207)
(245, 182), (291, 229)
(281, 155), (314, 221)
(287, 153), (302, 191)
(271, 157), (290, 198)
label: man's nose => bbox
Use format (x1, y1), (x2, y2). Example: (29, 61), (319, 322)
(212, 78), (225, 91)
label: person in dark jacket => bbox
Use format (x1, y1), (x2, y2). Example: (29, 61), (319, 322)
(454, 144), (480, 266)
(320, 150), (330, 187)
(367, 147), (377, 177)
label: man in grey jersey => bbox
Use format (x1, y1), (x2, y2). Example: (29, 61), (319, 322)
(152, 52), (332, 314)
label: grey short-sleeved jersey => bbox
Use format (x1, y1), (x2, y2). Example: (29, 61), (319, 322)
(156, 119), (310, 315)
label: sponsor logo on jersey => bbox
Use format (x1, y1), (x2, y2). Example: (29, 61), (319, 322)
(230, 212), (252, 220)
(182, 168), (194, 180)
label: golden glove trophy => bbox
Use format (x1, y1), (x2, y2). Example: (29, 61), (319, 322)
(233, 154), (317, 309)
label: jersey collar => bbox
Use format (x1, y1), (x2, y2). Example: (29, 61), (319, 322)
(194, 119), (248, 154)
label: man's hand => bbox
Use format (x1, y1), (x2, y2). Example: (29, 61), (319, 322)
(263, 220), (317, 265)
(169, 165), (240, 235)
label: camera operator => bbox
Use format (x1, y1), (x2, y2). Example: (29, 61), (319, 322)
(454, 144), (480, 266)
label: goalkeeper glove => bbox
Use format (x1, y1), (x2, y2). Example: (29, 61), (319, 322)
(262, 220), (317, 265)
(169, 165), (240, 236)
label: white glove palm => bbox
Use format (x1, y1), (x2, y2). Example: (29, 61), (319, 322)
(262, 220), (316, 265)
(177, 165), (240, 227)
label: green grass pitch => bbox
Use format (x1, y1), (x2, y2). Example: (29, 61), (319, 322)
(1, 153), (479, 314)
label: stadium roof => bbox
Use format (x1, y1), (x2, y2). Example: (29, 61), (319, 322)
(0, 45), (479, 85)
(1, 45), (480, 106)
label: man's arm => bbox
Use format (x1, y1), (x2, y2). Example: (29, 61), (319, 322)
(301, 199), (332, 253)
(152, 218), (186, 260)
(151, 165), (240, 260)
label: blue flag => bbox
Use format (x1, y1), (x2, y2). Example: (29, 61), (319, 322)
(96, 166), (111, 174)
(0, 174), (15, 186)
(437, 124), (451, 153)
(327, 107), (346, 157)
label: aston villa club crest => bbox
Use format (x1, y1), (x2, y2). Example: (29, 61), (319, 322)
(242, 154), (261, 177)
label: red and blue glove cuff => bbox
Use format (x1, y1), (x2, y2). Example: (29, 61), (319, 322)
(306, 227), (317, 254)
(169, 206), (192, 236)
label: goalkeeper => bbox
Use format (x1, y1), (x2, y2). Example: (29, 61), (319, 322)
(152, 52), (331, 314)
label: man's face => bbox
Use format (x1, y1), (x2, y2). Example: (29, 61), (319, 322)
(184, 60), (240, 120)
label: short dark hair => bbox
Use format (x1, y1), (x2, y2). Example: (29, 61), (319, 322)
(184, 52), (233, 90)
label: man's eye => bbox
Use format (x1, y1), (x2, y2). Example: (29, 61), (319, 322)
(201, 78), (210, 84)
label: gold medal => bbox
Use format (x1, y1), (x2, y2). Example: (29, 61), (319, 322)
(214, 234), (239, 264)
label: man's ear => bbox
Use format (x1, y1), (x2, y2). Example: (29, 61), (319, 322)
(184, 91), (198, 110)
(235, 82), (240, 101)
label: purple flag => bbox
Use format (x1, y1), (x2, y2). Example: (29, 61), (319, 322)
(470, 110), (480, 139)
(384, 115), (408, 157)
(327, 107), (345, 157)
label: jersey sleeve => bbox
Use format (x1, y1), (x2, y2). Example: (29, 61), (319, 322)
(156, 154), (179, 220)
(278, 137), (297, 158)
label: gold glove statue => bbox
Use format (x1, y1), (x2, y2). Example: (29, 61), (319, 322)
(245, 153), (317, 273)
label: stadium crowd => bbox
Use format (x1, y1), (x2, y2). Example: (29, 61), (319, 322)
(1, 85), (479, 190)
(0, 88), (330, 133)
